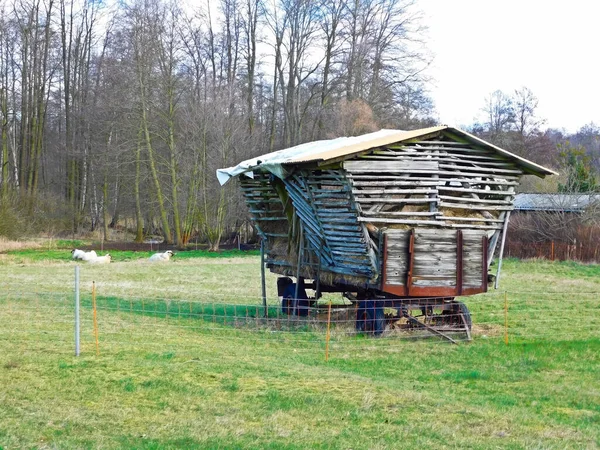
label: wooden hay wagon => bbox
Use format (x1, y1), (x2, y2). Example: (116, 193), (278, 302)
(217, 126), (556, 339)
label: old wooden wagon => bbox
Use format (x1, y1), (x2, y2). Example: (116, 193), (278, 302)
(217, 126), (556, 338)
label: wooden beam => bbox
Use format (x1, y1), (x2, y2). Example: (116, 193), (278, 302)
(439, 202), (513, 211)
(438, 195), (511, 205)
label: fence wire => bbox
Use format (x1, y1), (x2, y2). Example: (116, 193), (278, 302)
(1, 286), (599, 359)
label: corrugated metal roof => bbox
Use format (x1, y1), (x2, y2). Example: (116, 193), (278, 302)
(514, 193), (600, 212)
(216, 126), (557, 185)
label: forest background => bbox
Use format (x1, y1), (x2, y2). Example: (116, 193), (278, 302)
(0, 0), (598, 249)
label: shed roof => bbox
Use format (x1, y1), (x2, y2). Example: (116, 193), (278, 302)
(514, 193), (600, 212)
(216, 126), (557, 185)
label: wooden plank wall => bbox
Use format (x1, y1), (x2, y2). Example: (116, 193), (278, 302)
(239, 173), (287, 241)
(412, 230), (457, 288)
(344, 137), (521, 232)
(283, 170), (374, 278)
(383, 229), (410, 286)
(239, 174), (291, 269)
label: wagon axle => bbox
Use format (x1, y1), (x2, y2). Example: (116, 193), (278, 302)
(278, 277), (472, 341)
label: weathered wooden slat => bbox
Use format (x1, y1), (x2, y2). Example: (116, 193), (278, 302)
(358, 218), (441, 225)
(344, 159), (438, 171)
(413, 270), (456, 278)
(355, 198), (437, 204)
(438, 195), (511, 205)
(331, 250), (369, 257)
(445, 223), (503, 230)
(414, 243), (457, 252)
(323, 229), (364, 237)
(438, 216), (504, 223)
(439, 202), (513, 211)
(361, 211), (439, 217)
(438, 186), (513, 195)
(325, 236), (365, 243)
(439, 163), (522, 175)
(319, 217), (362, 223)
(385, 262), (408, 271)
(437, 170), (520, 180)
(363, 154), (517, 167)
(347, 174), (520, 186)
(312, 194), (350, 200)
(313, 201), (350, 207)
(460, 229), (493, 236)
(408, 141), (478, 146)
(384, 229), (412, 236)
(412, 279), (456, 287)
(386, 244), (410, 253)
(350, 180), (441, 187)
(415, 229), (456, 238)
(414, 256), (456, 265)
(380, 149), (506, 162)
(412, 145), (496, 154)
(322, 224), (363, 232)
(352, 188), (436, 195)
(318, 213), (357, 219)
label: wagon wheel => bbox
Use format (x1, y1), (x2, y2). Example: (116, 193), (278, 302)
(453, 302), (472, 331)
(437, 301), (471, 331)
(355, 301), (386, 336)
(281, 283), (311, 316)
(281, 292), (296, 316)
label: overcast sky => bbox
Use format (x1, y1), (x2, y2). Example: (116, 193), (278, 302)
(420, 0), (598, 133)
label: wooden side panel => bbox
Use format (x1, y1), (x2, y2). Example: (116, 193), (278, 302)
(239, 173), (291, 270)
(463, 230), (488, 287)
(412, 229), (457, 287)
(381, 228), (490, 296)
(383, 230), (410, 286)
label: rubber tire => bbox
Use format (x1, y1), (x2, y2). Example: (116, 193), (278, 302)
(281, 283), (310, 316)
(456, 302), (472, 331)
(356, 301), (386, 336)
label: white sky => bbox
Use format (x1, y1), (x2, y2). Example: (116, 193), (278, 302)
(420, 0), (599, 133)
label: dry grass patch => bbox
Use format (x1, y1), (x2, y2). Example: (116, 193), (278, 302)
(0, 237), (44, 252)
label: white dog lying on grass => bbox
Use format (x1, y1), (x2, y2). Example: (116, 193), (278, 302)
(149, 250), (174, 262)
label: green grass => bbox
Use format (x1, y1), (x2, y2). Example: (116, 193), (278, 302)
(0, 251), (599, 448)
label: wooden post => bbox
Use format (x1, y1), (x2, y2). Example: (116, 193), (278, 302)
(325, 301), (332, 362)
(551, 241), (555, 261)
(456, 230), (463, 296)
(495, 211), (511, 289)
(260, 239), (267, 318)
(293, 225), (304, 316)
(92, 281), (99, 356)
(504, 291), (508, 346)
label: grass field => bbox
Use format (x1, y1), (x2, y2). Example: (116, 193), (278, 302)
(0, 246), (599, 449)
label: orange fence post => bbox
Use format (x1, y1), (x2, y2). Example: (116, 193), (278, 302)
(504, 291), (508, 346)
